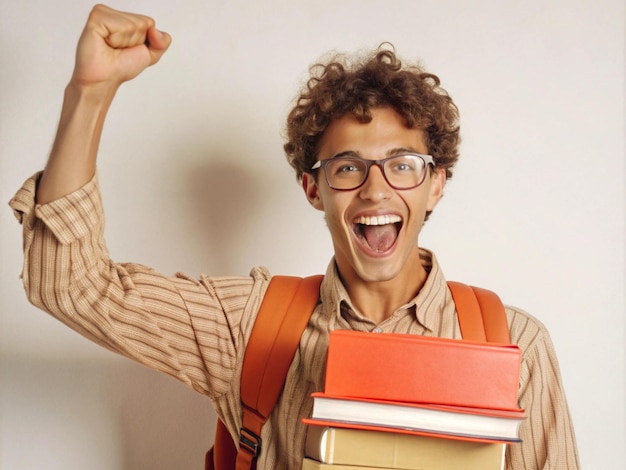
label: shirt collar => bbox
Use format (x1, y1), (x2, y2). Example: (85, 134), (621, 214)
(319, 248), (451, 332)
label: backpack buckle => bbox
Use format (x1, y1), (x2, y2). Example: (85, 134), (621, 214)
(239, 427), (262, 457)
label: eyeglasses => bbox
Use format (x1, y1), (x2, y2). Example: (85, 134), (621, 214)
(310, 153), (435, 191)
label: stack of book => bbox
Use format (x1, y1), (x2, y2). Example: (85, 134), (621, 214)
(302, 330), (526, 470)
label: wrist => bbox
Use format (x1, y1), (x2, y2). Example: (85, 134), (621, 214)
(64, 79), (118, 111)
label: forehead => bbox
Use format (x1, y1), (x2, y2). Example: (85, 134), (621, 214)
(317, 107), (427, 159)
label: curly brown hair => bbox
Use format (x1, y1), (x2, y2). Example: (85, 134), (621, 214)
(284, 45), (460, 181)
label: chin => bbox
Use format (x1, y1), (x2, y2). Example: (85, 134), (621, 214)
(352, 260), (404, 284)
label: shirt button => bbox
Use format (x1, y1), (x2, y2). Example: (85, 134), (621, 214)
(373, 327), (383, 333)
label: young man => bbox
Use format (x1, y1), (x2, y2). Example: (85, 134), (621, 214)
(10, 4), (579, 469)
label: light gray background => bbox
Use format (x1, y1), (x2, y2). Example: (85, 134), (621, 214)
(1, 1), (624, 468)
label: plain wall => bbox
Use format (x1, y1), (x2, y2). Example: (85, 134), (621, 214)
(1, 0), (624, 468)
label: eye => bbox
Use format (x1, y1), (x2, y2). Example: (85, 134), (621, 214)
(337, 163), (360, 173)
(388, 157), (418, 173)
(330, 158), (364, 175)
(393, 162), (413, 172)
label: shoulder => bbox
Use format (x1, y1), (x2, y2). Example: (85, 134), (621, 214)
(505, 304), (551, 349)
(504, 304), (561, 375)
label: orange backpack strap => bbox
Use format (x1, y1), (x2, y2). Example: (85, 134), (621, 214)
(447, 281), (510, 343)
(206, 275), (323, 470)
(235, 274), (323, 470)
(206, 420), (237, 470)
(235, 275), (323, 470)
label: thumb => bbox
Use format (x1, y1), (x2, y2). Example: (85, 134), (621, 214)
(145, 26), (172, 64)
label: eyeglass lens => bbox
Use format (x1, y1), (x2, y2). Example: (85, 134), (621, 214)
(324, 155), (428, 190)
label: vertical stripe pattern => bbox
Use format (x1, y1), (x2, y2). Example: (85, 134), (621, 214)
(9, 173), (579, 469)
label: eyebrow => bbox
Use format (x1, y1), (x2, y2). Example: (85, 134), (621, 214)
(330, 147), (423, 160)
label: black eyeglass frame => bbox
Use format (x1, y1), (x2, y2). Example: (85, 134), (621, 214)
(310, 153), (435, 191)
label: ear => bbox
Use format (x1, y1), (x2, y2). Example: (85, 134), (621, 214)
(302, 173), (325, 211)
(426, 168), (446, 212)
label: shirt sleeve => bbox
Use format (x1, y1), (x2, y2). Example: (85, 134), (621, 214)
(505, 308), (580, 469)
(8, 172), (269, 398)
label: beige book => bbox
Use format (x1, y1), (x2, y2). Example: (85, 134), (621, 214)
(304, 426), (506, 470)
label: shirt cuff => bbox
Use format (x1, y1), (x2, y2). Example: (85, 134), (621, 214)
(9, 172), (104, 245)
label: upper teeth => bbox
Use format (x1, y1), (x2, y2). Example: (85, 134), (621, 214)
(356, 215), (402, 226)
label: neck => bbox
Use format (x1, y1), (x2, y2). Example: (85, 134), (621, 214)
(340, 254), (429, 324)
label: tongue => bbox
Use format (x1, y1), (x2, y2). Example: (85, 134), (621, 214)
(362, 224), (398, 252)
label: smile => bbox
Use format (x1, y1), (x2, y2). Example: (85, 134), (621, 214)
(353, 215), (402, 253)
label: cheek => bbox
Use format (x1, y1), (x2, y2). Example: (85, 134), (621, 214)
(402, 192), (431, 223)
(320, 195), (352, 234)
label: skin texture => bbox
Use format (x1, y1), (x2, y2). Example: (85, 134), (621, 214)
(302, 108), (446, 323)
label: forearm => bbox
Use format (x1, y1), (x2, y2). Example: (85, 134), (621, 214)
(37, 82), (117, 204)
(36, 4), (171, 204)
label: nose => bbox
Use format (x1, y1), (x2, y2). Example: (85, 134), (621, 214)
(358, 164), (392, 201)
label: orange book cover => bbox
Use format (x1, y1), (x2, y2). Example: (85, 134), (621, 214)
(324, 330), (521, 410)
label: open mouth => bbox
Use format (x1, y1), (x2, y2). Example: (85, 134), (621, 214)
(353, 215), (402, 253)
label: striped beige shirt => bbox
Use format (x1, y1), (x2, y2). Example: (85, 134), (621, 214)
(10, 173), (579, 469)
